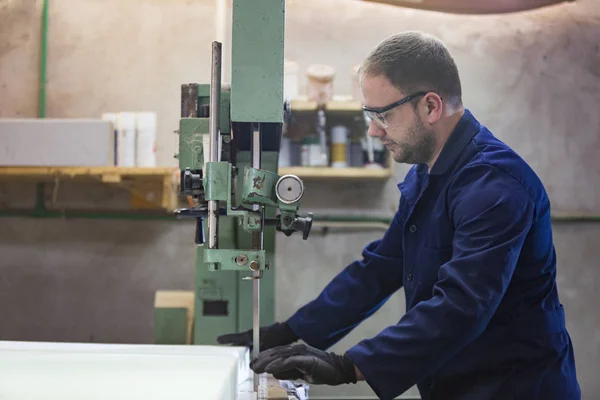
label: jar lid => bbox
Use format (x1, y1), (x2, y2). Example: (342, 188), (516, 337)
(306, 64), (335, 83)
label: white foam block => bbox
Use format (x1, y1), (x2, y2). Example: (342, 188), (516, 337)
(0, 341), (248, 400)
(0, 118), (115, 167)
(0, 341), (251, 385)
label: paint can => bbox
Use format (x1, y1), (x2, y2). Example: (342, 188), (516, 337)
(330, 125), (348, 168)
(116, 112), (136, 167)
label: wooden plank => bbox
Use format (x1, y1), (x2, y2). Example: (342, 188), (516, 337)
(279, 165), (392, 179)
(0, 166), (176, 177)
(129, 185), (163, 209)
(0, 166), (181, 211)
(266, 375), (295, 399)
(291, 95), (362, 112)
(161, 171), (179, 211)
(101, 173), (121, 183)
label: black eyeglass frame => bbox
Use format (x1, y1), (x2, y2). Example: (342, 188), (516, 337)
(362, 91), (428, 114)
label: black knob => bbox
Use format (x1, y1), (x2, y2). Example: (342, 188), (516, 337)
(303, 212), (313, 240)
(183, 168), (202, 190)
(180, 168), (203, 196)
(294, 212), (313, 240)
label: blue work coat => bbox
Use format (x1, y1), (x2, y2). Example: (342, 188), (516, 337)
(286, 109), (581, 400)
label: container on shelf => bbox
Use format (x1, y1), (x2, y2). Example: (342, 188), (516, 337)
(306, 64), (335, 106)
(136, 112), (157, 167)
(330, 125), (348, 168)
(301, 135), (326, 167)
(278, 136), (291, 167)
(284, 59), (299, 100)
(116, 112), (136, 167)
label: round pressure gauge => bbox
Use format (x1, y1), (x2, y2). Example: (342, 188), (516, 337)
(275, 175), (304, 204)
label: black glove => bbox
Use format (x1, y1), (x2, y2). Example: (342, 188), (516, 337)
(216, 322), (298, 351)
(250, 343), (357, 386)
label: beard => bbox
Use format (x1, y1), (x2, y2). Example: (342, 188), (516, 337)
(389, 117), (436, 165)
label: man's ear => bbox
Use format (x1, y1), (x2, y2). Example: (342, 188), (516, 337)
(424, 92), (443, 124)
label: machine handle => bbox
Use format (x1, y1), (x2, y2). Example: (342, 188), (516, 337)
(195, 218), (205, 245)
(297, 212), (313, 240)
(275, 212), (313, 240)
(180, 168), (203, 196)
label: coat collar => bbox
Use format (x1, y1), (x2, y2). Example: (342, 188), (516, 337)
(396, 109), (480, 202)
(429, 108), (480, 176)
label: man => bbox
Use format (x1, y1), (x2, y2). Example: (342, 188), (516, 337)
(217, 31), (581, 400)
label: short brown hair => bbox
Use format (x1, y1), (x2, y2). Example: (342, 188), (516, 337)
(360, 31), (462, 108)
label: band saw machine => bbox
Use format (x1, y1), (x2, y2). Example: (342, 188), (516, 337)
(171, 0), (313, 395)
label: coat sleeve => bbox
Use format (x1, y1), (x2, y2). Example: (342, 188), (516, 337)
(285, 204), (406, 351)
(345, 164), (535, 400)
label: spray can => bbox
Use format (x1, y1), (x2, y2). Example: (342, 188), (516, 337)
(330, 125), (348, 168)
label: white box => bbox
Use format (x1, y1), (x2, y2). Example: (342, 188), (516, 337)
(0, 118), (115, 167)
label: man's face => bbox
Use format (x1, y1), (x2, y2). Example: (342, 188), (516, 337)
(360, 74), (436, 165)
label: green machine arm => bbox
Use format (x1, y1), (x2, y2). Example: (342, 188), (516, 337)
(170, 0), (312, 393)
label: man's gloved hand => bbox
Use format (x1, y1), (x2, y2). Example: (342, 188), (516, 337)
(250, 343), (357, 386)
(216, 322), (298, 352)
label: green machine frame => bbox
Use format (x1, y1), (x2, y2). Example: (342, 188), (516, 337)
(154, 0), (312, 352)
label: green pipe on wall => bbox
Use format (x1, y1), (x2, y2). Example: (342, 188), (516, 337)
(39, 0), (49, 118)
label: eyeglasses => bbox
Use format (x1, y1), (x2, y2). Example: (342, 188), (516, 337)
(362, 91), (427, 129)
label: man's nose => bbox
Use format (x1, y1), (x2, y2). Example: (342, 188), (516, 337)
(367, 121), (385, 138)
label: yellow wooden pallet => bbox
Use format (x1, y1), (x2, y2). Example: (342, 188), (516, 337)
(0, 166), (180, 211)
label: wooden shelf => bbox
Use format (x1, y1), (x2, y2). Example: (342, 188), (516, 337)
(0, 166), (176, 179)
(290, 95), (362, 112)
(285, 96), (394, 180)
(0, 166), (180, 211)
(279, 165), (392, 179)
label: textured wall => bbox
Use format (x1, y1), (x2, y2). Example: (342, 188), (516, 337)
(1, 0), (599, 398)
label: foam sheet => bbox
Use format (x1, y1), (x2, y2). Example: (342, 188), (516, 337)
(0, 341), (249, 400)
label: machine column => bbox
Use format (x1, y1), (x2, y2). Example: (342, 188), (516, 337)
(208, 41), (222, 250)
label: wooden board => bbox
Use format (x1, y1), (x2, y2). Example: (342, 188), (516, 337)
(0, 166), (180, 211)
(279, 165), (392, 179)
(290, 95), (361, 112)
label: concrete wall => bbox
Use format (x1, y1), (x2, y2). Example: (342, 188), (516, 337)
(1, 0), (599, 398)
